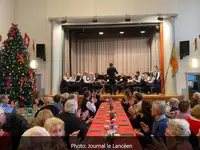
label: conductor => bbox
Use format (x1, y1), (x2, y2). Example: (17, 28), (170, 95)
(107, 63), (118, 95)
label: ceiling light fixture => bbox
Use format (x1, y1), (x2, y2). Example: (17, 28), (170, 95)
(125, 14), (131, 22)
(157, 13), (164, 21)
(99, 32), (104, 35)
(120, 31), (124, 34)
(141, 31), (145, 34)
(92, 15), (98, 23)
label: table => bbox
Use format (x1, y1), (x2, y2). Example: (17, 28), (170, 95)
(85, 101), (142, 150)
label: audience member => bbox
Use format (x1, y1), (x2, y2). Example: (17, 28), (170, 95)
(187, 105), (200, 135)
(33, 98), (44, 110)
(133, 92), (143, 112)
(30, 109), (53, 127)
(0, 108), (30, 150)
(131, 100), (154, 134)
(176, 100), (192, 119)
(58, 100), (88, 149)
(0, 95), (18, 113)
(81, 91), (97, 117)
(44, 118), (66, 150)
(53, 94), (63, 112)
(121, 89), (132, 113)
(166, 98), (179, 119)
(149, 119), (192, 150)
(18, 126), (50, 150)
(61, 92), (69, 106)
(191, 92), (200, 108)
(35, 97), (59, 117)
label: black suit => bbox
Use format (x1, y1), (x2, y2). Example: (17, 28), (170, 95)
(107, 66), (118, 94)
(2, 113), (30, 150)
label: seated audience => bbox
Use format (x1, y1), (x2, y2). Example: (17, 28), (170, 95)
(150, 119), (192, 150)
(121, 89), (132, 113)
(135, 101), (168, 137)
(33, 97), (44, 110)
(53, 94), (63, 112)
(81, 91), (97, 117)
(131, 100), (154, 134)
(0, 108), (29, 150)
(18, 126), (50, 150)
(133, 92), (143, 112)
(191, 92), (200, 108)
(35, 97), (59, 117)
(187, 105), (200, 135)
(61, 92), (69, 106)
(58, 100), (88, 149)
(0, 94), (18, 113)
(166, 98), (180, 119)
(176, 100), (192, 119)
(30, 109), (53, 127)
(44, 118), (66, 150)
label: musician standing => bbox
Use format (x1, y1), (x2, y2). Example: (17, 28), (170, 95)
(107, 63), (118, 95)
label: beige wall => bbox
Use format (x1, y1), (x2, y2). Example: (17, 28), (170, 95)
(0, 0), (15, 45)
(12, 0), (200, 95)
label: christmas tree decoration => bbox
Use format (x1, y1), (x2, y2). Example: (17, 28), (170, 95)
(24, 33), (30, 48)
(0, 23), (36, 107)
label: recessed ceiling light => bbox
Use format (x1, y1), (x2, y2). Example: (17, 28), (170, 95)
(141, 31), (145, 34)
(99, 32), (104, 35)
(120, 31), (124, 34)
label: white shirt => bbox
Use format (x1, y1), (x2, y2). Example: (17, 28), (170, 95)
(86, 101), (96, 113)
(134, 76), (142, 83)
(83, 76), (91, 83)
(147, 76), (155, 84)
(154, 71), (160, 80)
(70, 76), (77, 82)
(63, 76), (71, 82)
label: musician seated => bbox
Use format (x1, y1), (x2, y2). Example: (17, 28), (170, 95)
(76, 73), (82, 83)
(89, 72), (95, 82)
(60, 72), (70, 93)
(70, 73), (77, 83)
(82, 71), (93, 91)
(133, 71), (142, 85)
(144, 72), (156, 94)
(127, 74), (134, 83)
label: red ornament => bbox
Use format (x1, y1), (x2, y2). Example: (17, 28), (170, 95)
(3, 41), (8, 48)
(20, 96), (25, 106)
(17, 53), (24, 63)
(6, 77), (12, 88)
(29, 70), (33, 80)
(20, 77), (27, 88)
(33, 83), (37, 91)
(10, 23), (18, 32)
(10, 31), (16, 40)
(24, 33), (30, 48)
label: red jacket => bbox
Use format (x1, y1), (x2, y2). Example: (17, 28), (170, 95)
(187, 117), (200, 135)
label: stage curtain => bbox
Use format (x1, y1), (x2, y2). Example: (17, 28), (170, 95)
(69, 36), (160, 75)
(151, 33), (160, 70)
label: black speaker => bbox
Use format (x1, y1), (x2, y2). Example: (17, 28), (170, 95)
(180, 41), (190, 59)
(36, 44), (46, 61)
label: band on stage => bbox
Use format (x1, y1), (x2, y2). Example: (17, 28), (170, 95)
(60, 66), (161, 95)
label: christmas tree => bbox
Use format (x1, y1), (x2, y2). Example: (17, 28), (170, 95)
(0, 24), (36, 107)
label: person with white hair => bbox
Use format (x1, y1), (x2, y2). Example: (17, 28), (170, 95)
(35, 97), (59, 117)
(57, 100), (88, 149)
(166, 98), (180, 119)
(149, 119), (192, 150)
(191, 92), (200, 108)
(18, 126), (50, 150)
(0, 108), (30, 149)
(136, 101), (168, 137)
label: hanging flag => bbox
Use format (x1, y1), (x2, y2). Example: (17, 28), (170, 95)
(24, 33), (30, 48)
(32, 40), (35, 52)
(170, 43), (179, 77)
(199, 35), (200, 39)
(0, 34), (2, 42)
(194, 38), (198, 51)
